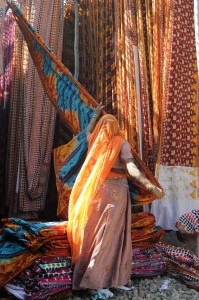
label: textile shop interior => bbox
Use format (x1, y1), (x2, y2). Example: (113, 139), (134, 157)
(0, 0), (199, 299)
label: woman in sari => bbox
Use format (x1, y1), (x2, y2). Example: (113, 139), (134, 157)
(67, 103), (164, 297)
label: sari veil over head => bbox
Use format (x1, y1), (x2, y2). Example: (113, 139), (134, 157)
(67, 114), (125, 264)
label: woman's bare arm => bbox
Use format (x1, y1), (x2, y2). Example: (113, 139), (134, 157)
(86, 102), (103, 141)
(125, 158), (165, 199)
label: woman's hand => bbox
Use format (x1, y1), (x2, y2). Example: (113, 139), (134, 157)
(93, 102), (104, 118)
(86, 102), (104, 141)
(151, 186), (165, 199)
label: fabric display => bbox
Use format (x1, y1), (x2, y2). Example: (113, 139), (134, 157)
(131, 212), (166, 277)
(5, 0), (65, 219)
(131, 245), (167, 278)
(151, 0), (199, 231)
(176, 209), (199, 234)
(5, 257), (72, 300)
(7, 1), (162, 224)
(1, 0), (198, 297)
(0, 212), (165, 293)
(131, 212), (164, 247)
(0, 218), (70, 287)
(157, 243), (199, 291)
(0, 6), (15, 217)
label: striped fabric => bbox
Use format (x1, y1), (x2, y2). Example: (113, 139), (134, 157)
(158, 242), (199, 291)
(0, 8), (15, 217)
(176, 210), (199, 234)
(132, 245), (166, 278)
(6, 0), (65, 219)
(0, 0), (6, 74)
(9, 256), (72, 300)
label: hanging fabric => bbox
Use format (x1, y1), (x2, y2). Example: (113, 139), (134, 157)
(6, 0), (65, 219)
(114, 0), (140, 152)
(151, 0), (199, 230)
(0, 6), (15, 217)
(7, 0), (162, 221)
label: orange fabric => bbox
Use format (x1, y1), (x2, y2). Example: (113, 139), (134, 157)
(67, 114), (124, 264)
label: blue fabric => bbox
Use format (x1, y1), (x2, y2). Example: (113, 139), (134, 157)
(0, 219), (61, 259)
(59, 130), (88, 187)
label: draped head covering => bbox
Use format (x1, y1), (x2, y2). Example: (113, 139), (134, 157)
(67, 114), (125, 264)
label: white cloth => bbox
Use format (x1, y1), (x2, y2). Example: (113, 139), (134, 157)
(151, 165), (199, 230)
(5, 283), (26, 300)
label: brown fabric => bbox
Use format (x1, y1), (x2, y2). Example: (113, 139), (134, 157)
(72, 176), (132, 290)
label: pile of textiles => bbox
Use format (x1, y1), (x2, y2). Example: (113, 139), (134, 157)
(176, 209), (199, 234)
(131, 212), (164, 247)
(131, 212), (166, 278)
(157, 243), (199, 291)
(0, 213), (165, 299)
(0, 218), (72, 298)
(5, 257), (72, 300)
(131, 246), (167, 278)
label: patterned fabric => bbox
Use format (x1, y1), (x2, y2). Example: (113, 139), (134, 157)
(131, 245), (167, 278)
(78, 0), (116, 114)
(195, 0), (199, 71)
(7, 1), (95, 135)
(6, 0), (65, 219)
(0, 0), (6, 74)
(176, 209), (199, 234)
(0, 251), (41, 288)
(151, 0), (199, 230)
(158, 242), (199, 291)
(9, 257), (72, 300)
(114, 0), (139, 152)
(135, 0), (155, 171)
(0, 218), (68, 251)
(0, 218), (70, 286)
(7, 1), (162, 221)
(19, 0), (64, 210)
(131, 212), (164, 247)
(0, 8), (15, 217)
(0, 213), (164, 288)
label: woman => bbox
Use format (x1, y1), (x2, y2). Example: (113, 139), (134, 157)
(67, 103), (164, 297)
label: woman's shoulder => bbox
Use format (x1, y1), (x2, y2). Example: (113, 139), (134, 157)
(120, 140), (133, 159)
(121, 139), (131, 149)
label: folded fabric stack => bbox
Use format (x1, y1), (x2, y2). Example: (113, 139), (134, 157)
(0, 213), (166, 299)
(131, 245), (167, 278)
(131, 212), (166, 278)
(131, 212), (164, 247)
(0, 218), (72, 297)
(157, 242), (199, 291)
(5, 256), (72, 299)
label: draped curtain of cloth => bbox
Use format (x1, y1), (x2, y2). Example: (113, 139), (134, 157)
(6, 0), (65, 219)
(114, 0), (140, 153)
(151, 0), (199, 230)
(135, 0), (162, 172)
(78, 0), (116, 114)
(0, 6), (15, 217)
(4, 0), (198, 225)
(75, 0), (140, 152)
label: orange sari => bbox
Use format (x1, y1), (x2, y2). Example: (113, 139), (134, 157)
(67, 115), (125, 264)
